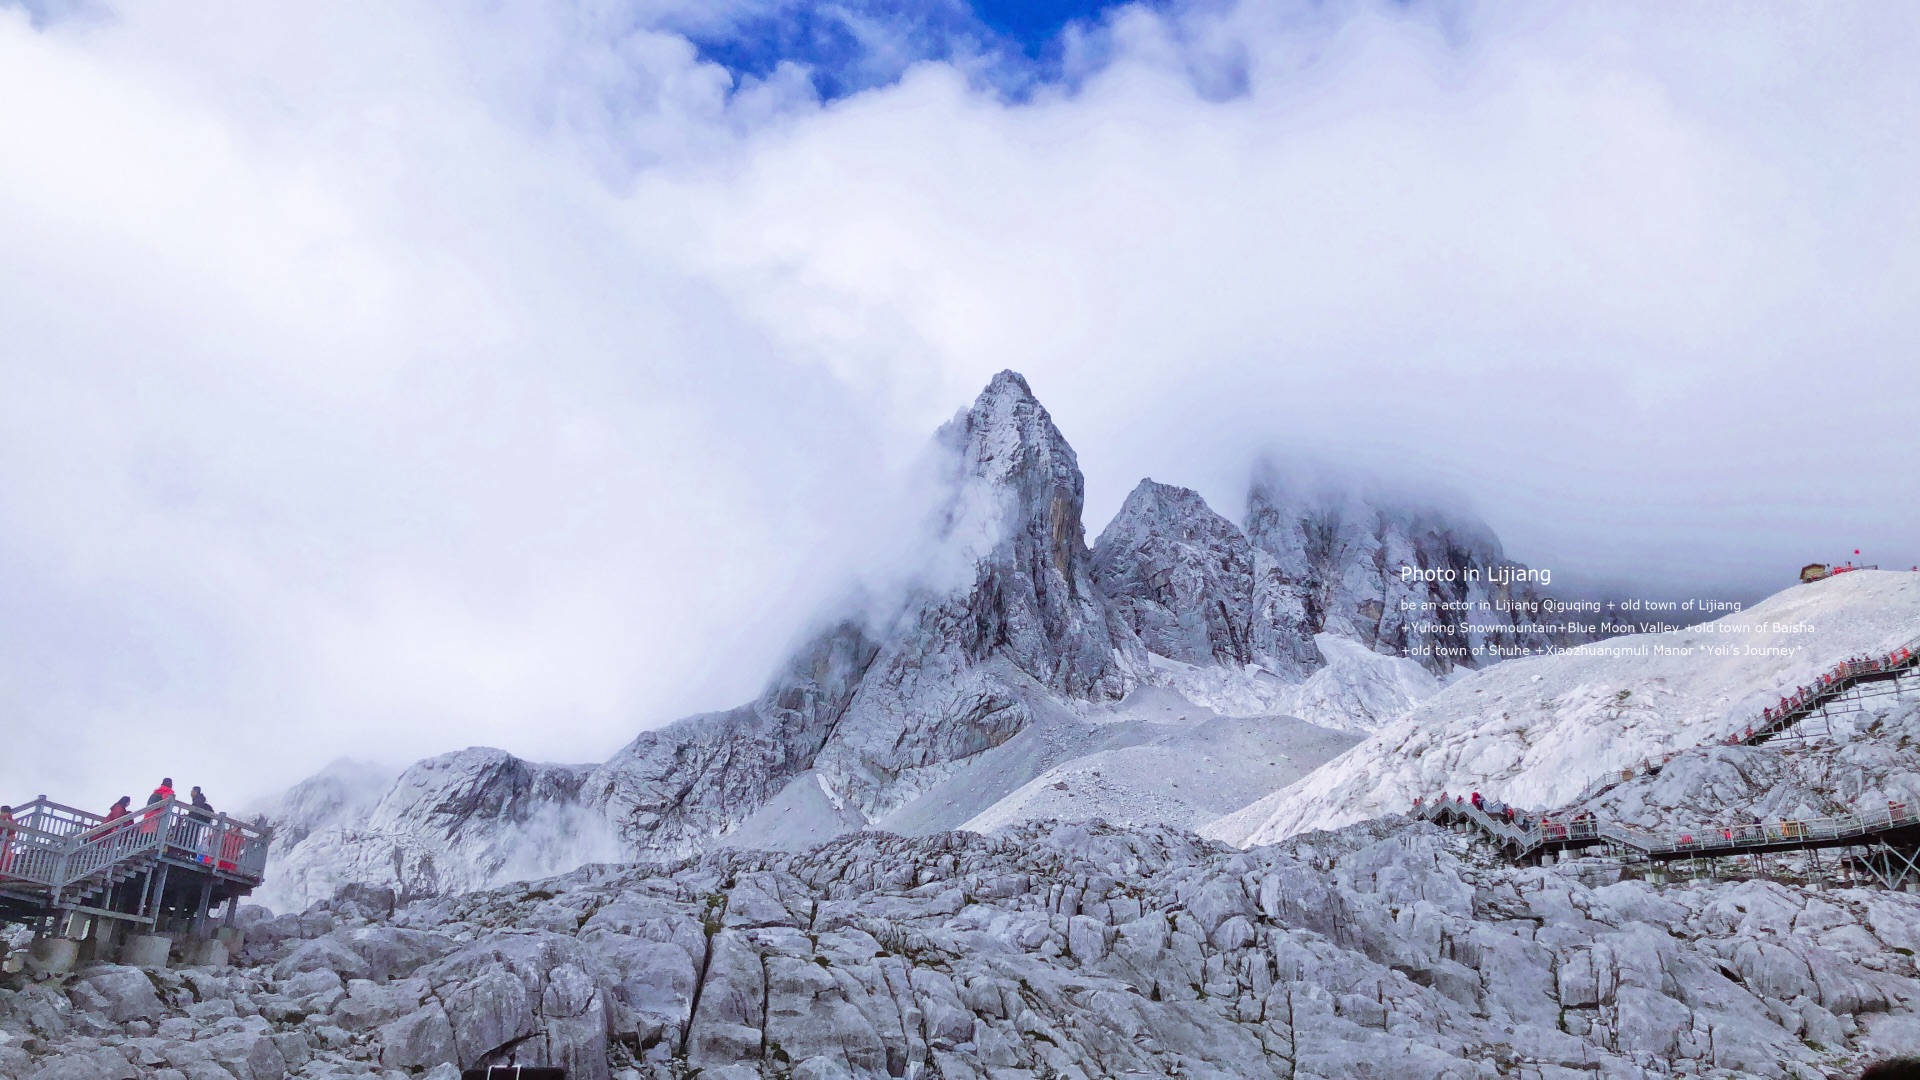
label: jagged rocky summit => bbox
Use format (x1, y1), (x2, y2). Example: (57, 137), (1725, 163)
(1091, 469), (1575, 684)
(1090, 479), (1320, 679)
(259, 371), (1568, 910)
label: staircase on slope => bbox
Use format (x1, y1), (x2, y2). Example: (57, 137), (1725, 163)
(1409, 631), (1920, 888)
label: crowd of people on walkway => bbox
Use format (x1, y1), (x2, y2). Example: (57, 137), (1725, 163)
(1414, 792), (1549, 835)
(1417, 787), (1920, 855)
(1756, 644), (1918, 737)
(0, 778), (266, 881)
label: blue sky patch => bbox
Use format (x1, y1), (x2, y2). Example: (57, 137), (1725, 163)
(974, 0), (1127, 54)
(679, 0), (1142, 101)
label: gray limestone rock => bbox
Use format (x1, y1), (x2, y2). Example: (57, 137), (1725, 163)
(1091, 478), (1319, 678)
(377, 1002), (456, 1070)
(11, 808), (1920, 1077)
(197, 1022), (287, 1080)
(20, 1048), (139, 1080)
(330, 978), (429, 1032)
(71, 968), (161, 1025)
(272, 938), (371, 985)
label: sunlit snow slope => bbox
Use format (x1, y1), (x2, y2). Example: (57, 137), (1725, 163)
(960, 713), (1359, 833)
(1140, 633), (1441, 733)
(1206, 570), (1920, 848)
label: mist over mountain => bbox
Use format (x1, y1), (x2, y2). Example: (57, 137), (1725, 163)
(1244, 465), (1587, 675)
(258, 371), (1582, 909)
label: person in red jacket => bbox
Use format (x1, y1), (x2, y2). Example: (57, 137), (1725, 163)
(217, 817), (247, 872)
(139, 778), (174, 835)
(91, 796), (134, 840)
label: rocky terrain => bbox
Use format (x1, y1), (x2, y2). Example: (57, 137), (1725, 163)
(17, 540), (1920, 1079)
(11, 816), (1920, 1079)
(257, 371), (1565, 911)
(1566, 693), (1920, 835)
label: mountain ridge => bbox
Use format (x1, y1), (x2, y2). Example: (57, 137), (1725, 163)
(258, 370), (1578, 910)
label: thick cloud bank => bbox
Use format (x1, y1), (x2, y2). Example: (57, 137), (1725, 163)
(1, 1), (1917, 808)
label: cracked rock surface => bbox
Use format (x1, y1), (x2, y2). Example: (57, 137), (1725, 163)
(12, 818), (1920, 1079)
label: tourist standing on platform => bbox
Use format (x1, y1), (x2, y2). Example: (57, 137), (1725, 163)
(188, 786), (215, 856)
(142, 777), (174, 836)
(0, 805), (15, 874)
(94, 796), (134, 840)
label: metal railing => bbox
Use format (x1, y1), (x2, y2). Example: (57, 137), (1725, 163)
(0, 815), (79, 888)
(1412, 794), (1920, 863)
(1630, 802), (1920, 857)
(0, 796), (273, 894)
(1739, 637), (1920, 746)
(13, 798), (107, 841)
(1562, 754), (1677, 808)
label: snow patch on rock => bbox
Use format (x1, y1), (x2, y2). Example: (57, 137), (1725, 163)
(1279, 633), (1444, 733)
(1137, 633), (1439, 733)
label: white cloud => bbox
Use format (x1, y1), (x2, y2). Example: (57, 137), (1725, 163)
(1, 0), (1917, 810)
(625, 1), (1920, 581)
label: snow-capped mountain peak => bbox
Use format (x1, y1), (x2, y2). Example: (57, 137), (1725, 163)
(257, 371), (1589, 909)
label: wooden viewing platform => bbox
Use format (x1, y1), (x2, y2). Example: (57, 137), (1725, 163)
(0, 795), (273, 972)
